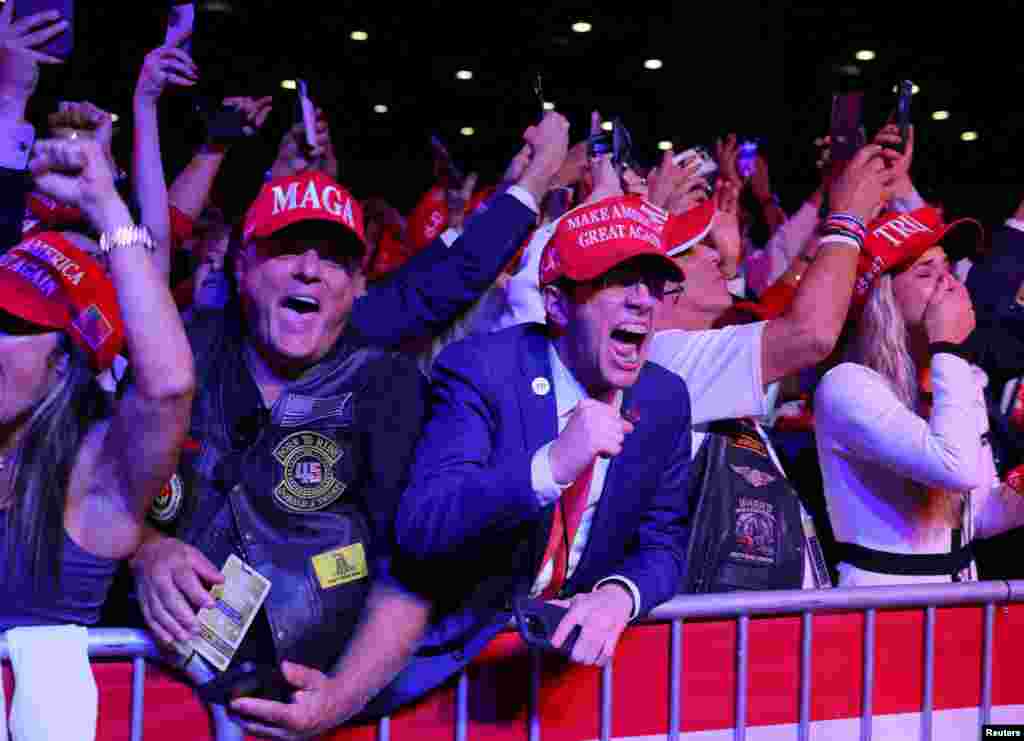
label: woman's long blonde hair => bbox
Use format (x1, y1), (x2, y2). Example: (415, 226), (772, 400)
(850, 272), (965, 526)
(850, 273), (919, 410)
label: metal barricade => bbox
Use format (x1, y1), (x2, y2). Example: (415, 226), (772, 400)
(2, 580), (1018, 740)
(364, 579), (1023, 741)
(0, 628), (241, 741)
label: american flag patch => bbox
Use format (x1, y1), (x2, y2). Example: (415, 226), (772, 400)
(71, 304), (113, 350)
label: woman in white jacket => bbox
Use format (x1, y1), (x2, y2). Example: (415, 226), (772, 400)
(815, 207), (1024, 586)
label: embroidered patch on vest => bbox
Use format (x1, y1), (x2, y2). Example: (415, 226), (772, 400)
(728, 496), (778, 565)
(272, 431), (346, 513)
(311, 543), (368, 589)
(730, 464), (777, 488)
(151, 474), (184, 523)
(730, 431), (769, 457)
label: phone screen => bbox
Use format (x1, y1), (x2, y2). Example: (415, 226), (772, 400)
(830, 92), (865, 164)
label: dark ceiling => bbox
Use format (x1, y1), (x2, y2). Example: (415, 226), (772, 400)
(32, 2), (1021, 229)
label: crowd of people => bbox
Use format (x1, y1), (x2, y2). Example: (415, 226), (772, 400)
(4, 5), (1024, 738)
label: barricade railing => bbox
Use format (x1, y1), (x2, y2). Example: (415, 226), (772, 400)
(1, 580), (1021, 740)
(367, 579), (1023, 741)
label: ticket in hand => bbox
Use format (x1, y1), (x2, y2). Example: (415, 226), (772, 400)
(182, 554), (272, 672)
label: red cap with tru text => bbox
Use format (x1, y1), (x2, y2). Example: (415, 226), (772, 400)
(0, 232), (124, 372)
(242, 172), (366, 254)
(540, 194), (681, 286)
(852, 206), (983, 306)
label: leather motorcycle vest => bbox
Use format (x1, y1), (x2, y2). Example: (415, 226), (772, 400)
(682, 419), (828, 593)
(149, 309), (384, 673)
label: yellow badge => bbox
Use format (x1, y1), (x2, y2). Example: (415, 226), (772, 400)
(311, 543), (368, 590)
(272, 431), (346, 513)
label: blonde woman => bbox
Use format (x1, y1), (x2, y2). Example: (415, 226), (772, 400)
(815, 208), (1024, 585)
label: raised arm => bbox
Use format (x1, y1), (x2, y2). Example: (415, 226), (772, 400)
(132, 43), (198, 277)
(168, 96), (272, 219)
(761, 144), (900, 385)
(33, 137), (195, 559)
(350, 112), (568, 346)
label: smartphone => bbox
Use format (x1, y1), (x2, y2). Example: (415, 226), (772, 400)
(164, 2), (194, 53)
(737, 139), (759, 179)
(296, 79), (318, 150)
(673, 146), (718, 178)
(15, 0), (73, 60)
(893, 80), (913, 154)
(829, 92), (865, 165)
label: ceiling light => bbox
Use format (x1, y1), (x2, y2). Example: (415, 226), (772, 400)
(572, 21), (592, 33)
(658, 141), (673, 151)
(932, 110), (950, 121)
(601, 121), (613, 131)
(350, 30), (369, 41)
(110, 113), (119, 123)
(961, 131), (978, 142)
(543, 101), (555, 111)
(644, 59), (663, 70)
(892, 83), (921, 95)
(280, 79), (297, 90)
(460, 126), (475, 136)
(854, 50), (875, 61)
(456, 70), (473, 81)
(373, 104), (388, 114)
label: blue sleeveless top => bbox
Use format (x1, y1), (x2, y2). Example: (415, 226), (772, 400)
(0, 517), (119, 631)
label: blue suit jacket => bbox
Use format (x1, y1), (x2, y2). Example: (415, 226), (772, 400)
(366, 323), (692, 716)
(349, 192), (535, 347)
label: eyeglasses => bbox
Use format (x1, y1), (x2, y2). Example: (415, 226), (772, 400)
(594, 266), (669, 300)
(662, 282), (685, 304)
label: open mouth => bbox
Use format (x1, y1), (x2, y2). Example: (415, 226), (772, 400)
(609, 326), (648, 367)
(281, 295), (321, 316)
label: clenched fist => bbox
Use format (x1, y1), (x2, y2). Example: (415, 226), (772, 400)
(548, 398), (633, 485)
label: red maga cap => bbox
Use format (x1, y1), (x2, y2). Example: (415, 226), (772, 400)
(664, 198), (716, 257)
(242, 172), (366, 253)
(852, 206), (983, 307)
(0, 232), (124, 371)
(540, 195), (681, 285)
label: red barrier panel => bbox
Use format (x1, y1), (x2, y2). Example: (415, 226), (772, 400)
(73, 604), (1024, 740)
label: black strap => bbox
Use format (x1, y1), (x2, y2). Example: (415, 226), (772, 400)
(835, 541), (973, 577)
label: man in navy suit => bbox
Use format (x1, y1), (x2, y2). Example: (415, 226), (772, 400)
(375, 192), (693, 711)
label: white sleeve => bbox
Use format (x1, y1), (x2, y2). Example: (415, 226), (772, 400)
(649, 324), (769, 425)
(815, 358), (984, 492)
(496, 219), (556, 330)
(504, 185), (540, 215)
(743, 200), (819, 295)
(530, 441), (571, 507)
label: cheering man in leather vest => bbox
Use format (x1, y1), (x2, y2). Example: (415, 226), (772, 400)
(130, 171), (431, 737)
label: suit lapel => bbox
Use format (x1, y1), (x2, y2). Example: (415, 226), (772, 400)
(517, 326), (559, 577)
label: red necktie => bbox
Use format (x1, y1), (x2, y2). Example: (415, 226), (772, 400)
(537, 390), (618, 600)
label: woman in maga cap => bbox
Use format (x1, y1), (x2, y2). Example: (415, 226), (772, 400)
(0, 135), (194, 627)
(815, 201), (1024, 586)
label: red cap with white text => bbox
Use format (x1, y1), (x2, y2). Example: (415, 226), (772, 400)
(242, 172), (366, 254)
(539, 195), (681, 285)
(0, 232), (124, 372)
(852, 206), (983, 306)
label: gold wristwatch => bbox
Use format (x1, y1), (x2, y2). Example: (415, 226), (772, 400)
(99, 224), (157, 255)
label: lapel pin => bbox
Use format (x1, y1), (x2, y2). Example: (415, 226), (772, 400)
(532, 377), (551, 397)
